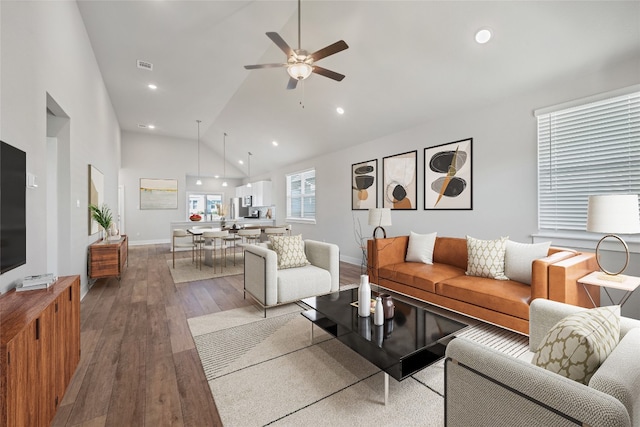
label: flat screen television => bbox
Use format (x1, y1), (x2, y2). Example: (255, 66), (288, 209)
(0, 140), (27, 274)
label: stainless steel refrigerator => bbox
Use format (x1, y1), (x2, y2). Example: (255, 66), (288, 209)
(229, 198), (249, 219)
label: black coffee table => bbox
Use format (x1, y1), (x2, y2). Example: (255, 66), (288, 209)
(301, 288), (467, 404)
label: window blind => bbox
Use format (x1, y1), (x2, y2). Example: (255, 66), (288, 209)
(537, 90), (640, 231)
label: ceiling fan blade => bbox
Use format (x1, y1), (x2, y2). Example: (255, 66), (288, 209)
(287, 77), (299, 90)
(244, 63), (287, 70)
(312, 66), (345, 82)
(309, 40), (349, 62)
(266, 32), (294, 57)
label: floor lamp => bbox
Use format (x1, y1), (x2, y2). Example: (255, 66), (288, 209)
(587, 194), (640, 280)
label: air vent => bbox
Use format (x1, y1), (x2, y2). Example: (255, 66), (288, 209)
(137, 60), (153, 71)
(137, 124), (148, 129)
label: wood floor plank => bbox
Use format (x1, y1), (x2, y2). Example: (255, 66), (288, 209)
(53, 243), (361, 426)
(144, 354), (184, 427)
(173, 349), (223, 427)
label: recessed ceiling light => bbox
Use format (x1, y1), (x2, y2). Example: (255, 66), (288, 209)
(238, 160), (244, 165)
(148, 124), (156, 129)
(475, 28), (492, 44)
(148, 84), (157, 90)
(272, 141), (279, 147)
(214, 175), (220, 179)
(336, 107), (345, 115)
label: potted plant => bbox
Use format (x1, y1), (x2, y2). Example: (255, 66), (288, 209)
(89, 203), (113, 241)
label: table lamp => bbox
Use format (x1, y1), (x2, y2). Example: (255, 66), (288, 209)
(368, 208), (392, 239)
(587, 194), (640, 280)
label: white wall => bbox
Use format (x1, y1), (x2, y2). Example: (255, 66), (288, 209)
(261, 56), (640, 317)
(0, 1), (121, 296)
(119, 131), (243, 244)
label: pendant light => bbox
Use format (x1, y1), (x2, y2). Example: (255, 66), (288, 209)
(246, 152), (252, 188)
(195, 120), (202, 185)
(222, 132), (228, 187)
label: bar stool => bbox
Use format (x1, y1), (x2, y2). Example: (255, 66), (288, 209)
(201, 230), (229, 273)
(172, 229), (196, 268)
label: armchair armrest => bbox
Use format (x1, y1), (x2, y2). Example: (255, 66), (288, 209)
(304, 240), (340, 292)
(590, 329), (640, 424)
(445, 337), (630, 427)
(244, 244), (278, 306)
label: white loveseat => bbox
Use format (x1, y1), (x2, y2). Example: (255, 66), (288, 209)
(445, 298), (640, 427)
(243, 240), (340, 316)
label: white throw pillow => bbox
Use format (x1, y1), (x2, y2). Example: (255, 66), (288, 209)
(504, 240), (551, 285)
(531, 305), (620, 385)
(405, 231), (437, 264)
(465, 235), (508, 280)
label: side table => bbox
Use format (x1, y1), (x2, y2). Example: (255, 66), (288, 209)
(577, 271), (640, 307)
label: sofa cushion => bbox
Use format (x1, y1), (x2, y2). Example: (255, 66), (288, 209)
(531, 305), (620, 385)
(379, 262), (465, 294)
(270, 234), (309, 269)
(504, 240), (551, 285)
(466, 235), (508, 280)
(276, 265), (332, 303)
(436, 275), (531, 320)
(433, 237), (468, 270)
(406, 231), (437, 264)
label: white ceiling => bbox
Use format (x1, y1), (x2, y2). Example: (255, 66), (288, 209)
(77, 1), (640, 178)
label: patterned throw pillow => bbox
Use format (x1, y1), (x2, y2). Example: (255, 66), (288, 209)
(465, 235), (508, 280)
(531, 305), (620, 385)
(270, 235), (310, 269)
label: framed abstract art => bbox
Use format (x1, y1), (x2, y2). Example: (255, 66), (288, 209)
(351, 159), (378, 210)
(424, 138), (472, 210)
(382, 150), (417, 210)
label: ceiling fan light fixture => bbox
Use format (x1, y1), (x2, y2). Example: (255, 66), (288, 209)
(287, 62), (313, 80)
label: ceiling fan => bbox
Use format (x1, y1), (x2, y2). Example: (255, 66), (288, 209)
(244, 0), (349, 90)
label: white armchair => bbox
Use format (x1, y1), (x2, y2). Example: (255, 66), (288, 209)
(445, 298), (640, 427)
(243, 239), (340, 316)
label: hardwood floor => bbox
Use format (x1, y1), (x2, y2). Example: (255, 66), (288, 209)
(52, 244), (363, 427)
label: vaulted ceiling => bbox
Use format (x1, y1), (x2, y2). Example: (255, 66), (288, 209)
(77, 1), (640, 178)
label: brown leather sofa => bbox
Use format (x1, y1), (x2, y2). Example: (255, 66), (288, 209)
(367, 236), (599, 334)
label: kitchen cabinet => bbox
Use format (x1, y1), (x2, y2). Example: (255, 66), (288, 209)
(251, 180), (272, 206)
(0, 275), (81, 427)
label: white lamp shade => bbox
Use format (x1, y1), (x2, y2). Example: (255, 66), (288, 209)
(287, 63), (313, 80)
(368, 208), (392, 227)
(587, 194), (640, 234)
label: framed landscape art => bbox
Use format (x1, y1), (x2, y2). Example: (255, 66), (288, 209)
(351, 159), (377, 210)
(424, 138), (472, 210)
(382, 150), (417, 210)
(140, 178), (178, 209)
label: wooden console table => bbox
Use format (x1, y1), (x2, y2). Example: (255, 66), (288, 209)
(88, 235), (128, 280)
(0, 275), (81, 427)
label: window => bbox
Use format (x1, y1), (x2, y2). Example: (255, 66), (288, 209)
(286, 169), (316, 222)
(187, 193), (224, 220)
(536, 87), (640, 232)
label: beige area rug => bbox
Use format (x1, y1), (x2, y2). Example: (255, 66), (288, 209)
(188, 303), (529, 427)
(166, 253), (244, 284)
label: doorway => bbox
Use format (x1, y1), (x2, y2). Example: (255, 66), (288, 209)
(46, 94), (71, 275)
